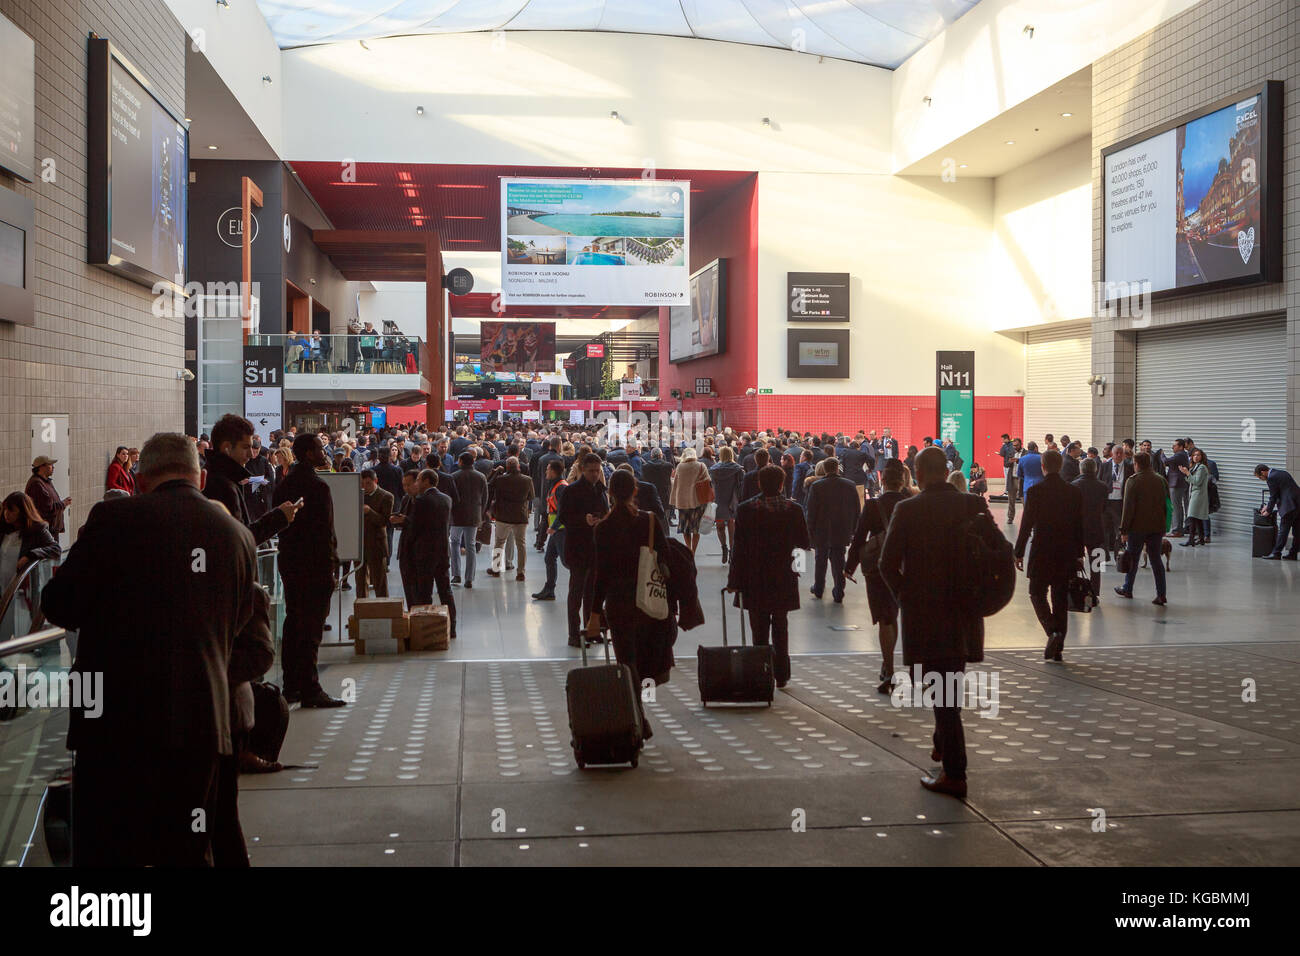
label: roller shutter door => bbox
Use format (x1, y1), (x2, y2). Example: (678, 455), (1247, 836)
(1135, 315), (1287, 537)
(1025, 323), (1092, 451)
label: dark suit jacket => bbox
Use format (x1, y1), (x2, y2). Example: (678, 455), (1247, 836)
(726, 496), (810, 613)
(641, 459), (673, 505)
(805, 475), (861, 549)
(363, 486), (394, 560)
(374, 461), (405, 502)
(272, 462), (336, 575)
(877, 483), (991, 666)
(204, 449), (288, 546)
(42, 481), (258, 755)
(1061, 455), (1081, 483)
(1073, 474), (1108, 548)
(1165, 449), (1190, 487)
(399, 487), (451, 574)
(1014, 473), (1084, 580)
(1265, 469), (1300, 517)
(635, 480), (665, 521)
(450, 467), (488, 527)
(557, 477), (608, 567)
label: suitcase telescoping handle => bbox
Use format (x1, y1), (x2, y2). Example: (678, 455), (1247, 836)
(579, 617), (613, 667)
(720, 587), (747, 647)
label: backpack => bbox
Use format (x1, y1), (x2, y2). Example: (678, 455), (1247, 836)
(954, 497), (1016, 617)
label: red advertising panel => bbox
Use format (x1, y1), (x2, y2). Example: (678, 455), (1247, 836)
(542, 400), (591, 411)
(586, 343), (605, 359)
(592, 400), (626, 411)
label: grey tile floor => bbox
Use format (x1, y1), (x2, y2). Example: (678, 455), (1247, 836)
(241, 519), (1300, 865)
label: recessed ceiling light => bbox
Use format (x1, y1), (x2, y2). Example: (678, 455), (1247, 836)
(1061, 112), (1073, 117)
(958, 164), (968, 168)
(207, 144), (218, 150)
(1004, 140), (1015, 145)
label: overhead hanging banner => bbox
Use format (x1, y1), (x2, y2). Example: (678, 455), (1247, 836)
(501, 177), (689, 307)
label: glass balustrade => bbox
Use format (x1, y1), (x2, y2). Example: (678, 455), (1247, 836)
(246, 334), (423, 376)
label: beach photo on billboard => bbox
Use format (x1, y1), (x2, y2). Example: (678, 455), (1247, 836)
(626, 236), (684, 267)
(505, 179), (686, 238)
(507, 235), (566, 265)
(566, 236), (627, 266)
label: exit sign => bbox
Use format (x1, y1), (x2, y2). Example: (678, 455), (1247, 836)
(759, 388), (773, 394)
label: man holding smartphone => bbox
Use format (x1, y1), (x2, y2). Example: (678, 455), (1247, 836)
(272, 434), (344, 707)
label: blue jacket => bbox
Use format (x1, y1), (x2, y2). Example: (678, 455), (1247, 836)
(1018, 452), (1044, 493)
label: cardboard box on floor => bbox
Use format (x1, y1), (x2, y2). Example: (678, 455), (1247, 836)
(408, 605), (450, 651)
(353, 597), (405, 620)
(350, 613), (410, 654)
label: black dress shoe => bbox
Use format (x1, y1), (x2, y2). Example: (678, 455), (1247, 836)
(1263, 553), (1282, 560)
(451, 575), (461, 584)
(920, 772), (967, 799)
(1152, 595), (1168, 606)
(930, 748), (942, 763)
(1046, 631), (1066, 660)
(300, 692), (346, 708)
(877, 677), (893, 694)
(809, 589), (823, 599)
(1053, 652), (1063, 662)
(1178, 540), (1194, 548)
(486, 568), (501, 577)
(284, 690), (302, 705)
(1113, 587), (1133, 598)
(532, 590), (555, 601)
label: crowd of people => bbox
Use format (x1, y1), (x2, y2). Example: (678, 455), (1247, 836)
(4, 411), (1296, 865)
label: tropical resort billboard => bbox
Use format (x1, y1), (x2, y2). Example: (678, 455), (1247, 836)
(501, 177), (689, 306)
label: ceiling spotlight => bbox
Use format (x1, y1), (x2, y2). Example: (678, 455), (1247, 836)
(415, 106), (425, 116)
(216, 0), (229, 7)
(609, 110), (620, 121)
(958, 163), (968, 169)
(207, 144), (218, 150)
(922, 96), (932, 107)
(262, 75), (272, 85)
(761, 117), (772, 127)
(1004, 140), (1015, 145)
(359, 40), (370, 50)
(1061, 112), (1074, 117)
(1022, 25), (1034, 38)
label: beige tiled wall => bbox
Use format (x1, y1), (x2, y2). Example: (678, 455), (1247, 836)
(1091, 0), (1298, 464)
(0, 0), (186, 536)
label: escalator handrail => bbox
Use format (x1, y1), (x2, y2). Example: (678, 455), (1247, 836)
(0, 552), (64, 634)
(0, 625), (68, 659)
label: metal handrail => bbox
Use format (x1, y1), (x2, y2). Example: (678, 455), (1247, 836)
(0, 553), (61, 636)
(0, 625), (68, 659)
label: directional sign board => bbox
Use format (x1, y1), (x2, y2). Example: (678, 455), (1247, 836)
(244, 345), (283, 440)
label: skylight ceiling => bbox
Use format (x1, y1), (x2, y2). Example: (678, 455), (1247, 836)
(257, 0), (981, 69)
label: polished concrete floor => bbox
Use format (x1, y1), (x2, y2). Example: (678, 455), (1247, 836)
(236, 520), (1300, 867)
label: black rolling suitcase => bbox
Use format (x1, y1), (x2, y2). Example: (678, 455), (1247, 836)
(698, 588), (774, 706)
(566, 628), (642, 769)
(1253, 489), (1278, 557)
(249, 681), (291, 763)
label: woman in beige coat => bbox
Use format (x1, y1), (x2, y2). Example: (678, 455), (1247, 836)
(669, 447), (711, 555)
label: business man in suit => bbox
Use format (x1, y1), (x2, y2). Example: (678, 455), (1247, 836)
(557, 453), (609, 647)
(879, 447), (1000, 800)
(1073, 457), (1109, 600)
(641, 447), (674, 526)
(272, 434), (344, 707)
(804, 457), (861, 603)
(1014, 450), (1085, 661)
(42, 433), (264, 866)
(1099, 446), (1135, 561)
(613, 462), (665, 527)
(1164, 439), (1191, 536)
(1256, 463), (1300, 559)
(356, 469), (394, 597)
(401, 469), (457, 635)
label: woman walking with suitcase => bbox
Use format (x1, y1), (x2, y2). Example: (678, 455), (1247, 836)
(587, 469), (670, 740)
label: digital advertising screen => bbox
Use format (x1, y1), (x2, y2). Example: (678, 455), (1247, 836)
(668, 258), (726, 364)
(480, 321), (556, 373)
(1102, 81), (1281, 299)
(787, 328), (850, 379)
(501, 177), (689, 306)
(87, 38), (188, 294)
(0, 12), (35, 182)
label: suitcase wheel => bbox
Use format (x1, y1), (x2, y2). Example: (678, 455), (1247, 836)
(576, 760), (586, 769)
(629, 754), (638, 769)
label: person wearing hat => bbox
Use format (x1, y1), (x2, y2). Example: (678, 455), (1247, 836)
(25, 456), (71, 539)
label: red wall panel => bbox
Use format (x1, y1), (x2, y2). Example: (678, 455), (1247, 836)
(658, 174), (758, 401)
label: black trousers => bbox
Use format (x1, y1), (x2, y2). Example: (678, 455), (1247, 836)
(920, 657), (967, 782)
(73, 747), (220, 867)
(1028, 573), (1070, 640)
(1272, 510), (1299, 557)
(211, 748), (248, 867)
(747, 609), (790, 684)
(813, 545), (846, 599)
(280, 565), (332, 697)
(409, 567), (458, 635)
(567, 560), (595, 640)
(355, 551), (389, 598)
(1101, 499), (1124, 559)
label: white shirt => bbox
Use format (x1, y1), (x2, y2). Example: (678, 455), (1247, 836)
(1108, 461), (1125, 499)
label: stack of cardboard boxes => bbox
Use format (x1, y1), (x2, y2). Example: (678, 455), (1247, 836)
(349, 599), (451, 655)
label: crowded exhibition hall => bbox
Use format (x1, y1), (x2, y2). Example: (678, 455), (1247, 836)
(0, 0), (1295, 932)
